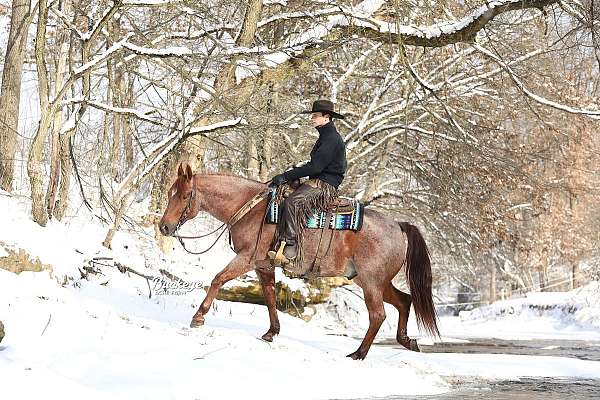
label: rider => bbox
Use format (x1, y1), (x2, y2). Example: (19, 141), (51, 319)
(268, 99), (347, 265)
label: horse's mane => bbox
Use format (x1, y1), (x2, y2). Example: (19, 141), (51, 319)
(173, 170), (265, 194)
(195, 172), (265, 185)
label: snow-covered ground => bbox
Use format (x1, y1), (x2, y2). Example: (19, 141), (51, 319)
(311, 281), (600, 343)
(438, 284), (600, 342)
(2, 192), (600, 399)
(0, 268), (450, 400)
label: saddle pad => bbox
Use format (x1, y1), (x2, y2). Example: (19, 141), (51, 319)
(266, 194), (364, 231)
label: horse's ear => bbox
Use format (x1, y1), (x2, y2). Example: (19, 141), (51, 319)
(185, 164), (193, 181)
(177, 163), (184, 176)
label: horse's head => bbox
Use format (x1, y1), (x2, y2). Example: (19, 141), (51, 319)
(159, 163), (200, 236)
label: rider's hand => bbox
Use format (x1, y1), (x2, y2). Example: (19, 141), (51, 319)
(270, 174), (286, 188)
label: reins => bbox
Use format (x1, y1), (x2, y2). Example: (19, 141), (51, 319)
(173, 184), (273, 256)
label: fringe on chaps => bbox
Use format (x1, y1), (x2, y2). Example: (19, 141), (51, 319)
(272, 179), (338, 266)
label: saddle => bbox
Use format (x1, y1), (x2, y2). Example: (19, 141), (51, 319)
(263, 180), (365, 278)
(266, 181), (364, 232)
(276, 180), (355, 209)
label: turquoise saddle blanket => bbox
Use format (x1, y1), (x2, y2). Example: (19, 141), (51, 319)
(266, 192), (364, 231)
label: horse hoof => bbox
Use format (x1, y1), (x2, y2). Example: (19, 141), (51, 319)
(190, 317), (204, 328)
(398, 336), (420, 352)
(346, 351), (364, 360)
(409, 339), (421, 352)
(261, 333), (274, 342)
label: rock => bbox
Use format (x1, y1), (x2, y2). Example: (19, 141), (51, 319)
(212, 275), (347, 318)
(0, 242), (52, 274)
(0, 320), (4, 344)
(321, 276), (353, 288)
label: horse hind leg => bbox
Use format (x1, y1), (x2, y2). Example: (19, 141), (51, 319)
(347, 284), (386, 360)
(383, 283), (420, 352)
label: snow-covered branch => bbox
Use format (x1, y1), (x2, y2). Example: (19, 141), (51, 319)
(115, 118), (246, 198)
(72, 35), (132, 76)
(62, 99), (165, 126)
(122, 0), (186, 6)
(474, 44), (600, 119)
(335, 0), (558, 47)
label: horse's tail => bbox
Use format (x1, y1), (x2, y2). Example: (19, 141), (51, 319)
(398, 222), (440, 338)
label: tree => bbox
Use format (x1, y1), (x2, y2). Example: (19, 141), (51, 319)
(0, 0), (33, 192)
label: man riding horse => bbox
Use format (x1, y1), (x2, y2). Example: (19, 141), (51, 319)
(158, 98), (438, 356)
(267, 99), (347, 266)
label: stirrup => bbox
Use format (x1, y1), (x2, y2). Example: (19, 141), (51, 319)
(267, 241), (289, 265)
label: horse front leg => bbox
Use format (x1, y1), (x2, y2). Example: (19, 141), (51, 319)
(190, 254), (253, 327)
(256, 268), (280, 341)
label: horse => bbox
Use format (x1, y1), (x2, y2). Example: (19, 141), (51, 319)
(159, 164), (439, 359)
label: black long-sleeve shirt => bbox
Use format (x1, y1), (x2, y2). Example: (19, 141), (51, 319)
(282, 121), (347, 189)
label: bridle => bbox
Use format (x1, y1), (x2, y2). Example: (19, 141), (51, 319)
(172, 185), (273, 256)
(174, 188), (197, 233)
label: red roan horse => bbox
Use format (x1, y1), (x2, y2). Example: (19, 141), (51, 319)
(159, 165), (439, 359)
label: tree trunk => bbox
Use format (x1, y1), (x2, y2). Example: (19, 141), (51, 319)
(148, 154), (177, 253)
(489, 265), (496, 304)
(122, 72), (135, 170)
(27, 0), (51, 226)
(539, 266), (548, 291)
(108, 39), (122, 181)
(363, 141), (391, 202)
(53, 129), (74, 220)
(103, 192), (132, 249)
(247, 138), (259, 179)
(571, 262), (578, 290)
(259, 85), (276, 182)
(259, 132), (272, 182)
(0, 0), (32, 192)
(45, 0), (71, 218)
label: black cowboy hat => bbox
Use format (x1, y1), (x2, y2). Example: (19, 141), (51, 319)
(301, 99), (345, 119)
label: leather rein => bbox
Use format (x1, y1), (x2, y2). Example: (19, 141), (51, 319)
(173, 185), (273, 257)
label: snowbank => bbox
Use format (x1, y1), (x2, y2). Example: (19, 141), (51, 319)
(3, 192), (600, 400)
(0, 191), (448, 399)
(448, 283), (600, 341)
(0, 268), (448, 399)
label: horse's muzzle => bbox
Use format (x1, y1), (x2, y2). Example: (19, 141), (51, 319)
(159, 223), (175, 236)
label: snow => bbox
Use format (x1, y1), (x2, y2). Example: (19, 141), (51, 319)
(73, 35), (133, 76)
(62, 99), (160, 125)
(400, 351), (600, 380)
(187, 117), (247, 134)
(2, 192), (600, 399)
(0, 189), (448, 399)
(123, 42), (193, 57)
(311, 281), (600, 345)
(235, 60), (261, 83)
(442, 284), (600, 341)
(0, 268), (452, 400)
(114, 118), (245, 198)
(474, 44), (600, 119)
(123, 0), (186, 5)
(59, 113), (77, 134)
(77, 5), (115, 42)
